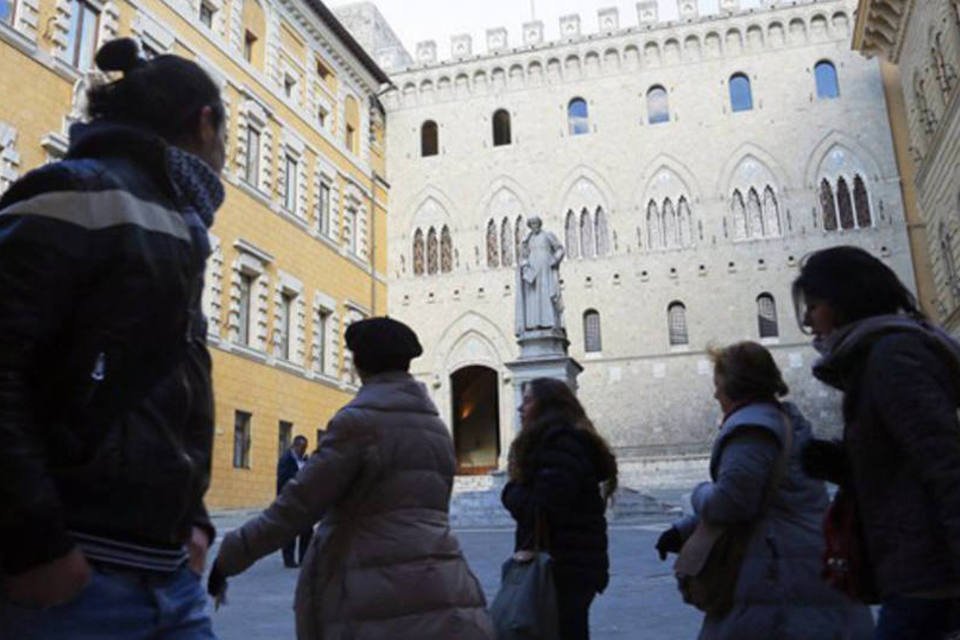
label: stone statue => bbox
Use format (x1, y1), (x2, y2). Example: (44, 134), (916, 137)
(515, 216), (565, 336)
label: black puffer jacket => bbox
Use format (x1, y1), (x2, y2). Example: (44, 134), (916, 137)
(812, 316), (960, 597)
(502, 413), (611, 592)
(0, 121), (218, 574)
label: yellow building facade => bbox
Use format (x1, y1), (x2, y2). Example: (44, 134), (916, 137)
(0, 0), (390, 508)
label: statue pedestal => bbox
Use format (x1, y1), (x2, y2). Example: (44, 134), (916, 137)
(503, 328), (583, 466)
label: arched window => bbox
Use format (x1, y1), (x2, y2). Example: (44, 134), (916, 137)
(515, 215), (524, 264)
(580, 208), (595, 258)
(663, 199), (678, 247)
(731, 190), (747, 240)
(595, 208), (609, 257)
(486, 219), (499, 268)
(668, 302), (689, 346)
(427, 227), (439, 275)
(757, 293), (779, 338)
(815, 60), (840, 99)
(677, 197), (693, 247)
(440, 226), (453, 273)
(583, 310), (602, 353)
(344, 96), (360, 153)
(500, 217), (514, 267)
(568, 98), (589, 135)
(730, 73), (753, 112)
(854, 175), (872, 228)
(647, 85), (669, 124)
(421, 120), (438, 157)
(820, 179), (838, 231)
(492, 109), (511, 146)
(747, 188), (764, 238)
(837, 177), (854, 230)
(763, 186), (781, 236)
(565, 210), (579, 258)
(412, 229), (425, 276)
(647, 200), (662, 250)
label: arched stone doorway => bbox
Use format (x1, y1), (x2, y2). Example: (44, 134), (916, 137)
(451, 366), (500, 474)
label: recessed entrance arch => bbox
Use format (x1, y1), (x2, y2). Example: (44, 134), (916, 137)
(451, 366), (500, 474)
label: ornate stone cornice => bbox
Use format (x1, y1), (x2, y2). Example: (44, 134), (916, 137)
(852, 0), (913, 63)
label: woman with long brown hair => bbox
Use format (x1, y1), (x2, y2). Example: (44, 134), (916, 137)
(502, 377), (618, 640)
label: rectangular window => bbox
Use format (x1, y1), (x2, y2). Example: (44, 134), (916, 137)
(243, 30), (257, 63)
(347, 208), (359, 255)
(66, 0), (100, 70)
(279, 292), (293, 360)
(199, 1), (215, 28)
(233, 410), (252, 469)
(278, 420), (293, 460)
(316, 307), (330, 373)
(284, 75), (297, 100)
(244, 127), (261, 186)
(318, 182), (331, 234)
(284, 154), (298, 213)
(316, 59), (331, 81)
(238, 273), (255, 346)
(1, 0), (16, 25)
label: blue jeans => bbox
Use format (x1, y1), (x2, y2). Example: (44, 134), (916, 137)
(875, 595), (960, 640)
(0, 565), (216, 640)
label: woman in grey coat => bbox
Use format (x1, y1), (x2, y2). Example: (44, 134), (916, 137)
(208, 317), (493, 640)
(656, 341), (873, 640)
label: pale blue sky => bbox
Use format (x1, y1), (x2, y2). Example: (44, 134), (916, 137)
(331, 0), (765, 60)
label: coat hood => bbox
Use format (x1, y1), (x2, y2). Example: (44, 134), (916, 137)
(346, 371), (439, 416)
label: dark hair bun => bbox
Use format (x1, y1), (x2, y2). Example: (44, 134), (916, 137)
(95, 38), (145, 73)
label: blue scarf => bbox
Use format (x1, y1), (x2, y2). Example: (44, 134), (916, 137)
(164, 146), (224, 261)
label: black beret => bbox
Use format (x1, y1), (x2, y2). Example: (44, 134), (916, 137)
(345, 317), (423, 371)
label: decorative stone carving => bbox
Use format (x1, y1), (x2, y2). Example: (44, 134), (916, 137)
(559, 14), (581, 39)
(416, 40), (437, 64)
(598, 7), (619, 32)
(637, 1), (658, 25)
(523, 21), (543, 46)
(451, 34), (472, 58)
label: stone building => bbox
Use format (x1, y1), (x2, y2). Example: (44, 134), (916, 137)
(854, 0), (960, 338)
(378, 0), (917, 479)
(0, 0), (390, 507)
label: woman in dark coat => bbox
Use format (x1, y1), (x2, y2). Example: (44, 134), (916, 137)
(656, 342), (873, 640)
(502, 377), (618, 640)
(794, 246), (960, 639)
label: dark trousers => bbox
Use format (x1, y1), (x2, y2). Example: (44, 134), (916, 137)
(281, 528), (313, 566)
(554, 573), (596, 640)
(875, 596), (960, 640)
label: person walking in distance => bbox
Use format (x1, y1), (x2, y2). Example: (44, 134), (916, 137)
(209, 317), (493, 639)
(502, 377), (618, 640)
(278, 435), (313, 568)
(0, 38), (225, 638)
(794, 246), (960, 640)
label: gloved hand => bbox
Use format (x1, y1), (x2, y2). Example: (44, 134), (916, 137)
(655, 526), (683, 561)
(800, 438), (846, 484)
(207, 559), (228, 609)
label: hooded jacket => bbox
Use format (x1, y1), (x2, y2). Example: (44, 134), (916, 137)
(0, 121), (220, 574)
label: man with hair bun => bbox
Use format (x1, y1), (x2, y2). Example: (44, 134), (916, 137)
(0, 38), (225, 638)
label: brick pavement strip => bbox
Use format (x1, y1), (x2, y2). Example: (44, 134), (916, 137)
(207, 525), (702, 639)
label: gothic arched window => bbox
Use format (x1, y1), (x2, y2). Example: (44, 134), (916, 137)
(820, 179), (838, 231)
(568, 97), (589, 135)
(647, 85), (669, 124)
(486, 219), (499, 268)
(731, 190), (748, 240)
(583, 309), (602, 353)
(440, 225), (453, 273)
(595, 208), (609, 257)
(515, 215), (524, 264)
(412, 228), (425, 276)
(837, 177), (854, 230)
(647, 200), (662, 250)
(815, 60), (839, 99)
(730, 73), (753, 112)
(668, 301), (689, 346)
(500, 217), (514, 267)
(763, 186), (781, 236)
(420, 120), (438, 157)
(747, 188), (764, 238)
(757, 293), (779, 338)
(663, 198), (678, 247)
(854, 175), (872, 228)
(565, 210), (579, 258)
(580, 208), (595, 258)
(493, 109), (512, 146)
(427, 227), (439, 274)
(678, 197), (693, 247)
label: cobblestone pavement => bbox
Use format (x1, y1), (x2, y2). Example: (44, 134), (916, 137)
(207, 518), (702, 639)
